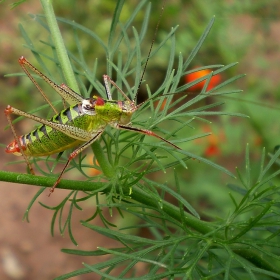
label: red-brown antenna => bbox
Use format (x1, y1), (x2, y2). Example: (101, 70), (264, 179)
(134, 0), (167, 102)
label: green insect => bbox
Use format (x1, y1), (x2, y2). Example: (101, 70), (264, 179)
(5, 3), (181, 196)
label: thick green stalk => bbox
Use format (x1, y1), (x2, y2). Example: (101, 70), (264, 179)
(1, 170), (279, 274)
(40, 0), (79, 93)
(0, 171), (104, 192)
(0, 171), (218, 233)
(91, 142), (115, 178)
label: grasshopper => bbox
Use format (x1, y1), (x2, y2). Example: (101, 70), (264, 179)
(5, 1), (181, 196)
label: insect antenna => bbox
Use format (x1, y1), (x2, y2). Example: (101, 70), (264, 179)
(134, 0), (167, 104)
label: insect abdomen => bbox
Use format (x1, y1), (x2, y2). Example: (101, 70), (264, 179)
(23, 126), (82, 156)
(6, 104), (88, 157)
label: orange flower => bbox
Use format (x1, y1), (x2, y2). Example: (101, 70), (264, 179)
(87, 155), (102, 176)
(205, 143), (220, 157)
(185, 68), (221, 91)
(254, 135), (262, 146)
(154, 99), (167, 111)
(199, 125), (226, 157)
(204, 132), (220, 157)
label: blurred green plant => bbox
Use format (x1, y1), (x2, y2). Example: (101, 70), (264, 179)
(1, 0), (280, 279)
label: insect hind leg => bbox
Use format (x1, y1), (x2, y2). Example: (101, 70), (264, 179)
(5, 105), (35, 175)
(48, 130), (103, 196)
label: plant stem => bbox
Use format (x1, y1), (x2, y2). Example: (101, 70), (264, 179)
(40, 0), (79, 93)
(91, 142), (115, 178)
(0, 171), (104, 192)
(1, 170), (279, 274)
(233, 248), (280, 275)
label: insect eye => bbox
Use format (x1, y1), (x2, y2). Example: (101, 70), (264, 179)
(85, 104), (92, 110)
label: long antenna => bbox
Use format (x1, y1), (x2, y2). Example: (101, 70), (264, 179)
(134, 0), (167, 102)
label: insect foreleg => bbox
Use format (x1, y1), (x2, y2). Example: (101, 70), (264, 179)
(103, 75), (132, 102)
(117, 124), (181, 150)
(48, 130), (103, 196)
(5, 106), (35, 175)
(103, 75), (113, 100)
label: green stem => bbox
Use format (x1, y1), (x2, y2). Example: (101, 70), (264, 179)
(91, 141), (115, 178)
(0, 171), (104, 192)
(0, 170), (279, 274)
(127, 184), (217, 236)
(233, 248), (280, 275)
(0, 171), (215, 234)
(40, 0), (79, 92)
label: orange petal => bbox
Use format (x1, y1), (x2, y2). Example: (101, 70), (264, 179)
(204, 144), (220, 157)
(185, 68), (221, 91)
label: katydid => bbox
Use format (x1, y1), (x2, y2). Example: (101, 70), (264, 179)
(5, 1), (180, 196)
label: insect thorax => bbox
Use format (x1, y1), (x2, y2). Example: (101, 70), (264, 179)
(94, 99), (135, 125)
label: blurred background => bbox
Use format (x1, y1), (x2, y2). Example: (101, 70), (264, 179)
(1, 0), (280, 279)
